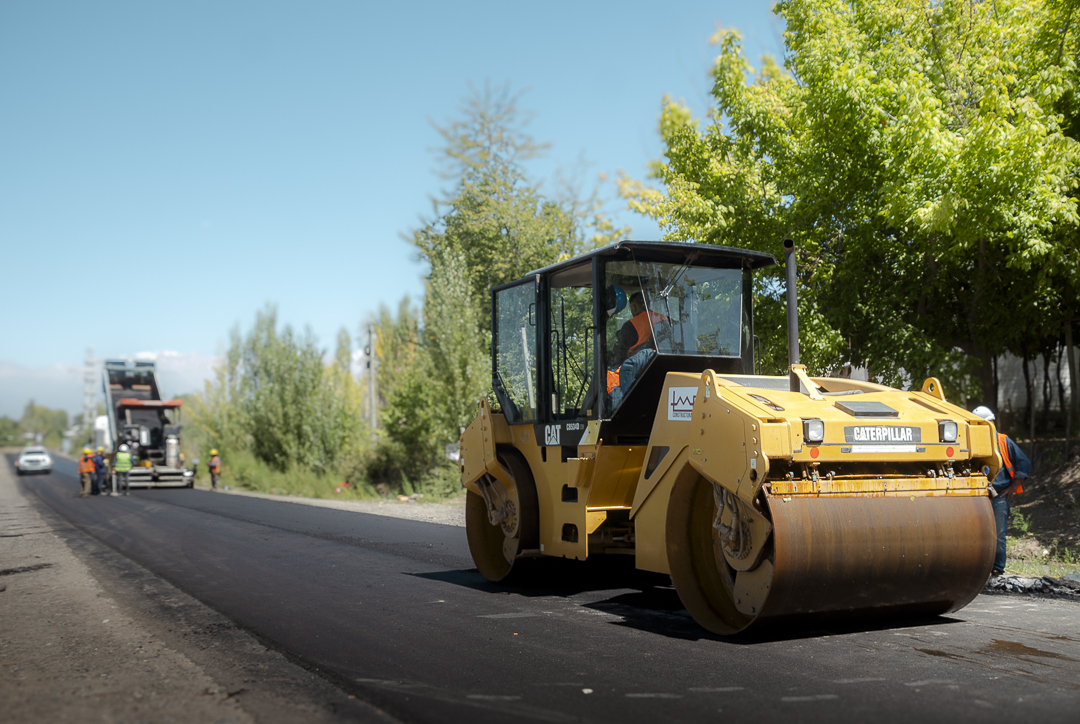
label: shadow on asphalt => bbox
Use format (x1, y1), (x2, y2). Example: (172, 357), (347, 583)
(415, 555), (963, 644)
(415, 555), (669, 597)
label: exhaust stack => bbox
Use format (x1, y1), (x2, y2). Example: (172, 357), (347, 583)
(784, 238), (800, 393)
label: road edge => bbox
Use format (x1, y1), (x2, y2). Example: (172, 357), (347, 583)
(8, 457), (400, 724)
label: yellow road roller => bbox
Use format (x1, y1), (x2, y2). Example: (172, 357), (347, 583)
(460, 240), (997, 634)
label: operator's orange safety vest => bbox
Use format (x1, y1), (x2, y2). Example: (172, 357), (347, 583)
(628, 311), (667, 355)
(210, 455), (221, 474)
(78, 454), (95, 474)
(998, 433), (1023, 494)
(606, 311), (668, 394)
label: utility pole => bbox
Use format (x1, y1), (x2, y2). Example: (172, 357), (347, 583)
(365, 324), (378, 441)
(82, 347), (97, 444)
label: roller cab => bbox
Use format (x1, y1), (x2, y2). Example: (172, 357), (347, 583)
(460, 241), (997, 634)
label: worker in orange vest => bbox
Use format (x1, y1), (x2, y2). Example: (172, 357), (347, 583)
(607, 291), (668, 408)
(77, 446), (95, 498)
(209, 449), (221, 490)
(973, 406), (1032, 577)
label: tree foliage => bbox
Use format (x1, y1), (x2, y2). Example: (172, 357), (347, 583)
(18, 401), (68, 439)
(191, 307), (364, 474)
(0, 416), (18, 444)
(621, 0), (1080, 403)
(16, 401), (68, 448)
(368, 85), (623, 489)
(414, 83), (625, 330)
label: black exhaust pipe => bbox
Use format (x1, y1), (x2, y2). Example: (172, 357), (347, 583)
(784, 238), (800, 392)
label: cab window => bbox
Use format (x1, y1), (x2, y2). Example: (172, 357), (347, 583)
(547, 263), (594, 420)
(493, 280), (538, 422)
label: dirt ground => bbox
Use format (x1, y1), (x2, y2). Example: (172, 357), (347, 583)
(0, 458), (391, 724)
(0, 462), (255, 722)
(1007, 448), (1080, 563)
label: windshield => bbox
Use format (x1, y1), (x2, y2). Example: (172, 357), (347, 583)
(22, 447), (46, 455)
(604, 259), (747, 360)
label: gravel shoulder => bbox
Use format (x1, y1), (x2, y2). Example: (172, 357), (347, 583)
(0, 459), (393, 723)
(204, 485), (467, 527)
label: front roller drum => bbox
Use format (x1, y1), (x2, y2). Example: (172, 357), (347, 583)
(466, 450), (539, 582)
(667, 472), (996, 634)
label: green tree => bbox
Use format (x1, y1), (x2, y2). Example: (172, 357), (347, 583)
(18, 401), (68, 446)
(189, 329), (247, 455)
(191, 307), (364, 474)
(621, 0), (1080, 404)
(367, 85), (625, 490)
(0, 416), (17, 444)
(413, 83), (622, 330)
(422, 246), (490, 441)
(368, 298), (423, 414)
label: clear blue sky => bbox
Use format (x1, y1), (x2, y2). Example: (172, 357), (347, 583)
(0, 0), (784, 417)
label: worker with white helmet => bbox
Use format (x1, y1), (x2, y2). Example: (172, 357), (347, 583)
(114, 444), (133, 496)
(972, 406), (1032, 576)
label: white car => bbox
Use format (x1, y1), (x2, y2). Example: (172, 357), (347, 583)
(15, 446), (52, 475)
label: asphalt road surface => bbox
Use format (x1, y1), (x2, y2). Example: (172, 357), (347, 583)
(12, 454), (1080, 723)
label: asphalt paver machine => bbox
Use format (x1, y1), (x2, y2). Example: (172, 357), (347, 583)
(459, 240), (997, 633)
(103, 359), (191, 488)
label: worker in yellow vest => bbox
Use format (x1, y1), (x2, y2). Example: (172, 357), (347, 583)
(209, 449), (221, 490)
(972, 406), (1032, 577)
(114, 444), (133, 496)
(77, 447), (95, 498)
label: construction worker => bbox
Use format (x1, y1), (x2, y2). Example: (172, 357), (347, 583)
(78, 447), (95, 497)
(209, 449), (221, 490)
(973, 406), (1033, 577)
(92, 446), (109, 496)
(113, 444), (133, 496)
(607, 291), (668, 407)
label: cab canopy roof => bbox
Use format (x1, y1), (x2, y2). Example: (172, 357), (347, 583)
(517, 240), (776, 284)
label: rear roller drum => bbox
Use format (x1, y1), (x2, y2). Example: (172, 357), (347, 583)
(466, 450), (539, 582)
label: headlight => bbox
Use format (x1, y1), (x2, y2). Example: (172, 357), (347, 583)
(939, 420), (958, 443)
(803, 419), (825, 444)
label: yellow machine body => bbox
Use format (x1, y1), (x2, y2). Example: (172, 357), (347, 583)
(460, 241), (997, 633)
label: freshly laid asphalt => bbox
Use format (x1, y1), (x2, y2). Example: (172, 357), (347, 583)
(11, 454), (1080, 723)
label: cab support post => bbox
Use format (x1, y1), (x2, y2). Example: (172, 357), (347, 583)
(784, 238), (800, 393)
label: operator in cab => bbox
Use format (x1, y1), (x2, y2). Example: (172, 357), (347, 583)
(606, 290), (667, 408)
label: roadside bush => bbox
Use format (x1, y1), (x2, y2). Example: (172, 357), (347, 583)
(209, 448), (376, 500)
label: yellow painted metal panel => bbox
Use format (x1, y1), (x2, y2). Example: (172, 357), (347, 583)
(630, 372), (704, 514)
(586, 445), (645, 509)
(968, 422), (994, 458)
(586, 510), (608, 535)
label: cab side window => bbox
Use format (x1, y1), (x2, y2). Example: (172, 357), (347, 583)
(494, 281), (538, 422)
(549, 282), (594, 419)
